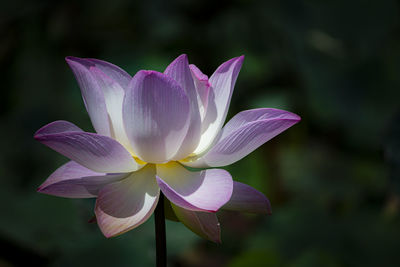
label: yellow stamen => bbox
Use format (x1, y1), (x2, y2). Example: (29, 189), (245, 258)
(133, 156), (147, 165)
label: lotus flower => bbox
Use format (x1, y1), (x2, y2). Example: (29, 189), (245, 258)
(35, 54), (300, 242)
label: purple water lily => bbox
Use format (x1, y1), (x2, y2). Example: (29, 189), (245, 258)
(35, 54), (300, 242)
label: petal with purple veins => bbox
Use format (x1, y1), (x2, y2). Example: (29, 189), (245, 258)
(35, 121), (141, 173)
(37, 161), (128, 198)
(189, 64), (210, 121)
(193, 56), (245, 155)
(123, 70), (190, 163)
(156, 162), (233, 212)
(65, 57), (111, 136)
(95, 165), (159, 238)
(89, 67), (132, 152)
(171, 203), (221, 243)
(84, 58), (132, 89)
(183, 108), (300, 167)
(164, 55), (202, 160)
(222, 181), (272, 214)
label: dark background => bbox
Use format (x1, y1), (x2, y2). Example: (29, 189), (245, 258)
(1, 0), (400, 266)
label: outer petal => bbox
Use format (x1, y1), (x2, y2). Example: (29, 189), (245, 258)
(164, 55), (202, 160)
(66, 57), (133, 152)
(156, 162), (233, 212)
(171, 203), (221, 243)
(37, 161), (127, 198)
(123, 70), (190, 163)
(193, 56), (244, 155)
(84, 58), (132, 89)
(222, 181), (272, 214)
(189, 64), (210, 120)
(89, 67), (132, 152)
(34, 120), (83, 134)
(34, 121), (141, 173)
(183, 108), (300, 167)
(95, 165), (160, 238)
(65, 57), (111, 136)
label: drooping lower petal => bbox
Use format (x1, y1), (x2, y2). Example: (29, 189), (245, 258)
(222, 181), (272, 214)
(156, 162), (233, 212)
(193, 56), (244, 155)
(37, 161), (128, 198)
(34, 121), (141, 173)
(95, 165), (160, 238)
(183, 108), (300, 167)
(123, 70), (191, 163)
(164, 55), (202, 160)
(171, 203), (221, 243)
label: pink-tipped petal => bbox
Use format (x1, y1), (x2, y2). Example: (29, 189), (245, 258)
(164, 55), (202, 160)
(193, 56), (245, 155)
(34, 120), (83, 134)
(95, 165), (160, 238)
(89, 67), (132, 152)
(171, 203), (221, 243)
(35, 121), (141, 173)
(189, 64), (210, 120)
(222, 181), (272, 214)
(156, 162), (233, 212)
(37, 161), (127, 198)
(84, 58), (132, 89)
(65, 57), (111, 136)
(123, 70), (190, 163)
(184, 108), (300, 167)
(66, 56), (133, 152)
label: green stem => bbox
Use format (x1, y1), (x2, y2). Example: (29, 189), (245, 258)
(155, 193), (167, 267)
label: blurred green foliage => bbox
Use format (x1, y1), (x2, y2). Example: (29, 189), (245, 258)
(1, 0), (400, 266)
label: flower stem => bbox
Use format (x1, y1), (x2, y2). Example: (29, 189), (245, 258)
(155, 193), (167, 267)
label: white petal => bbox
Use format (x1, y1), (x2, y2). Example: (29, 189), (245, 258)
(95, 165), (160, 237)
(164, 55), (202, 160)
(89, 67), (132, 153)
(193, 56), (244, 155)
(183, 108), (300, 167)
(123, 71), (190, 163)
(156, 162), (233, 212)
(37, 161), (127, 198)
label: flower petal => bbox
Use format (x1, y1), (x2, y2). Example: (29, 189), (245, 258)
(66, 56), (133, 153)
(171, 203), (221, 243)
(164, 197), (179, 222)
(183, 108), (300, 167)
(34, 121), (141, 173)
(65, 57), (111, 136)
(34, 120), (83, 134)
(193, 56), (244, 155)
(84, 58), (132, 89)
(95, 165), (160, 238)
(222, 181), (272, 214)
(37, 161), (127, 198)
(123, 70), (190, 163)
(189, 64), (210, 120)
(156, 162), (233, 212)
(89, 67), (132, 152)
(164, 55), (202, 160)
